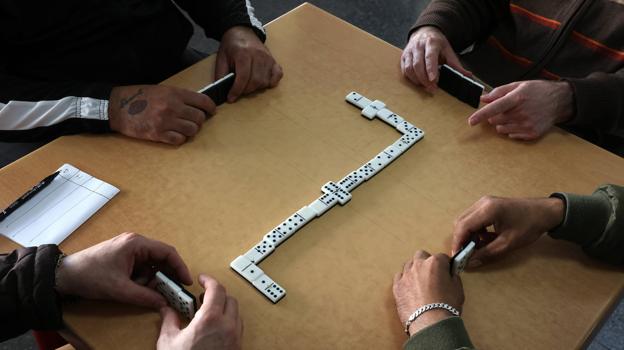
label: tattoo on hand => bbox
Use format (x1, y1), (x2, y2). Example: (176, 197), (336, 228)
(120, 88), (148, 115)
(120, 89), (144, 109)
(128, 100), (148, 115)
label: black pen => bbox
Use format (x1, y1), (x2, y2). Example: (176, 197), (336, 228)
(0, 171), (60, 223)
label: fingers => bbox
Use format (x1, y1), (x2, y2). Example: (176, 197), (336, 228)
(159, 306), (182, 337)
(269, 63), (283, 88)
(117, 280), (167, 308)
(508, 133), (538, 140)
(468, 91), (521, 126)
(170, 119), (200, 138)
(244, 57), (272, 95)
(404, 44), (432, 90)
(424, 38), (442, 83)
(177, 89), (216, 117)
(140, 238), (193, 285)
(161, 131), (186, 146)
(228, 55), (252, 102)
(180, 106), (207, 128)
(413, 250), (431, 261)
(496, 123), (525, 135)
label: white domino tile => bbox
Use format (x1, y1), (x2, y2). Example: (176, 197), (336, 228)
(346, 91), (372, 109)
(244, 247), (265, 264)
(230, 91), (425, 303)
(376, 108), (393, 120)
(155, 272), (196, 319)
(252, 274), (286, 303)
(230, 255), (253, 272)
(397, 120), (416, 134)
(296, 206), (317, 222)
(309, 198), (334, 217)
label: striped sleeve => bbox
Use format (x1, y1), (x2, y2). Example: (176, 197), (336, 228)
(176, 0), (266, 42)
(0, 97), (111, 142)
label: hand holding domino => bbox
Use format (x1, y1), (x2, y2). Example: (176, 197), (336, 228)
(157, 274), (244, 350)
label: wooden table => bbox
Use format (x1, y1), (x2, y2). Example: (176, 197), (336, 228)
(1, 3), (623, 349)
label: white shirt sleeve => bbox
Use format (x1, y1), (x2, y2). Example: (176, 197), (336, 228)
(0, 97), (108, 131)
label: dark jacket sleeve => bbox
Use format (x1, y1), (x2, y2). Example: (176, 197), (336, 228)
(563, 70), (624, 139)
(0, 245), (64, 341)
(549, 184), (624, 265)
(410, 0), (509, 51)
(404, 317), (475, 350)
(0, 67), (114, 103)
(175, 0), (266, 42)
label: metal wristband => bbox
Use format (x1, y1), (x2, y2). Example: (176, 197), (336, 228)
(404, 303), (460, 335)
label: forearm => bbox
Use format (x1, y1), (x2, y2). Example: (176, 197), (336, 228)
(403, 317), (475, 350)
(411, 0), (509, 51)
(0, 97), (111, 142)
(549, 184), (624, 265)
(175, 0), (266, 42)
(563, 71), (624, 136)
(0, 245), (64, 341)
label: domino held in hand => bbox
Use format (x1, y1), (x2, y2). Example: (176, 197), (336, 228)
(450, 240), (477, 276)
(154, 271), (197, 319)
(438, 64), (484, 108)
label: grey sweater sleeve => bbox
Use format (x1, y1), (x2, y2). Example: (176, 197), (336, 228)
(549, 184), (624, 265)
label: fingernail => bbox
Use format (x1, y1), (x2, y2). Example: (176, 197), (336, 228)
(467, 259), (482, 268)
(468, 117), (476, 126)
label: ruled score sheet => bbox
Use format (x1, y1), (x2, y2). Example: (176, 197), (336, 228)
(0, 164), (119, 246)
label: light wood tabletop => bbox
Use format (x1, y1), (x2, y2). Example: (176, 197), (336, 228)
(1, 3), (623, 349)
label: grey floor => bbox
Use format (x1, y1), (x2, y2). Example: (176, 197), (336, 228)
(2, 1), (623, 349)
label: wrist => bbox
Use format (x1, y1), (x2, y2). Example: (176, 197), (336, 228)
(541, 197), (565, 231)
(411, 26), (440, 40)
(553, 81), (574, 124)
(223, 25), (258, 41)
(54, 254), (78, 297)
(108, 87), (123, 132)
(407, 309), (452, 336)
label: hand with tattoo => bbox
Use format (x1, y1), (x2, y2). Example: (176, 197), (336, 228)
(215, 26), (283, 102)
(108, 85), (216, 145)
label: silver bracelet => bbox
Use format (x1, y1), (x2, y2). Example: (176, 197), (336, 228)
(404, 303), (460, 335)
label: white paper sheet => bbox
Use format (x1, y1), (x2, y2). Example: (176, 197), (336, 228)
(0, 164), (119, 246)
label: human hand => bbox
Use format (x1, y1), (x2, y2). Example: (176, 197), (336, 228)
(157, 274), (242, 350)
(55, 232), (193, 308)
(393, 251), (464, 336)
(401, 26), (472, 93)
(216, 26), (283, 103)
(452, 196), (565, 267)
(468, 80), (574, 140)
(108, 85), (216, 145)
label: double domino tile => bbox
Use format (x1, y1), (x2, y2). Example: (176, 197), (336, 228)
(230, 91), (425, 303)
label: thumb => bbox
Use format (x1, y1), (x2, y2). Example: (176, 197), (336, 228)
(442, 47), (472, 77)
(215, 51), (230, 80)
(159, 306), (182, 337)
(116, 280), (167, 308)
